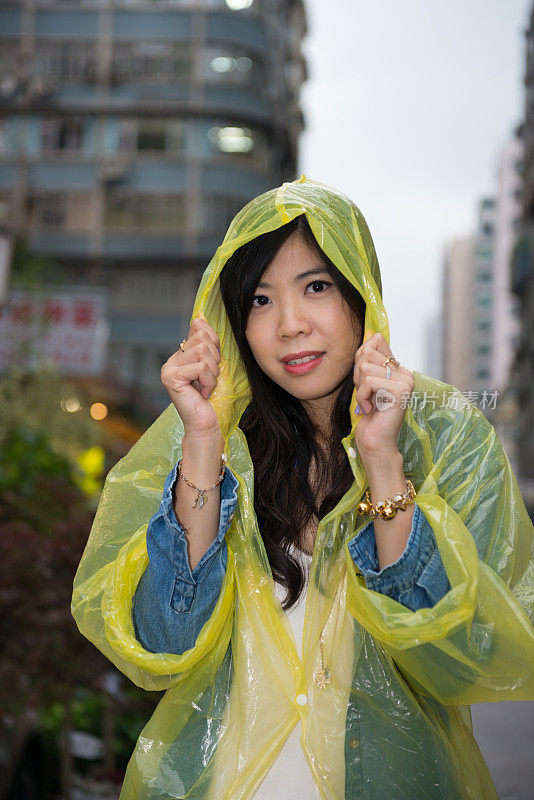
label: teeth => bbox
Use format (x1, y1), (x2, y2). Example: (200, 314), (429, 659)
(287, 354), (322, 365)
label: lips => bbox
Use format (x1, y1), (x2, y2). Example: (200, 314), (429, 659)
(281, 350), (325, 364)
(281, 351), (325, 375)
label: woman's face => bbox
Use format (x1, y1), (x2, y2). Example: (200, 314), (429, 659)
(245, 232), (363, 412)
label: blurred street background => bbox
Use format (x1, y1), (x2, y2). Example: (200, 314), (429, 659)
(0, 0), (533, 797)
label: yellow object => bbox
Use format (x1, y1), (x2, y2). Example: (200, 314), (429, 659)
(73, 444), (105, 498)
(72, 176), (534, 799)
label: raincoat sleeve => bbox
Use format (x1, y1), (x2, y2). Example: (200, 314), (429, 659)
(132, 465), (238, 655)
(71, 405), (237, 692)
(345, 375), (534, 704)
(348, 503), (451, 611)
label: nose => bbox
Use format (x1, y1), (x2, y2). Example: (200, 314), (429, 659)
(277, 298), (312, 339)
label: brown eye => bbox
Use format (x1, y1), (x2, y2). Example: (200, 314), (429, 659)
(252, 295), (270, 308)
(306, 280), (331, 294)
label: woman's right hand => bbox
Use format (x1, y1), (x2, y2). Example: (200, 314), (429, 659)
(161, 317), (222, 437)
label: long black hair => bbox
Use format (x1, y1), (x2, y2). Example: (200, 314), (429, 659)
(219, 214), (365, 609)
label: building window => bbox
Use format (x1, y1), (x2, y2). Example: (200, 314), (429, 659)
(34, 43), (96, 85)
(32, 195), (66, 228)
(42, 118), (85, 151)
(201, 195), (247, 234)
(476, 270), (492, 283)
(0, 122), (9, 155)
(30, 193), (93, 232)
(0, 43), (18, 81)
(135, 120), (185, 153)
(137, 121), (166, 152)
(477, 244), (492, 260)
(477, 344), (491, 356)
(112, 42), (191, 85)
(478, 295), (492, 308)
(105, 194), (186, 232)
(476, 369), (489, 380)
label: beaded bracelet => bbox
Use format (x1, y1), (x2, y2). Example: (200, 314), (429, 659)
(356, 478), (415, 520)
(177, 456), (226, 510)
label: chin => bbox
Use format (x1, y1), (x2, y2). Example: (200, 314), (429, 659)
(282, 383), (340, 402)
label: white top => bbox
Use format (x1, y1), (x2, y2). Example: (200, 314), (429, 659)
(251, 546), (321, 800)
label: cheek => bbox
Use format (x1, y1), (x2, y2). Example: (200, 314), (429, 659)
(245, 323), (269, 365)
(331, 313), (361, 363)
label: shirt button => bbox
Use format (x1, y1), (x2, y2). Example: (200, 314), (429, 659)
(348, 447), (357, 459)
(349, 737), (360, 748)
(295, 693), (308, 707)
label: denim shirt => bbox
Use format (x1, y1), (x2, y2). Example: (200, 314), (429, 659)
(133, 464), (451, 656)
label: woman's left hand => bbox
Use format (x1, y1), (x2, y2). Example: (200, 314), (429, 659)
(352, 333), (415, 458)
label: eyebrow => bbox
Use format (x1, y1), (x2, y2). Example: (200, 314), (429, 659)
(257, 267), (329, 289)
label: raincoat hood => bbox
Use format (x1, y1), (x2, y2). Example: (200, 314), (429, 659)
(72, 176), (534, 800)
(192, 174), (388, 441)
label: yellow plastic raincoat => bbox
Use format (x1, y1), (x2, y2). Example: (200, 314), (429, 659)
(72, 176), (534, 800)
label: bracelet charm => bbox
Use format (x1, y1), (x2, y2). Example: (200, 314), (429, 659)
(357, 478), (415, 520)
(177, 457), (226, 510)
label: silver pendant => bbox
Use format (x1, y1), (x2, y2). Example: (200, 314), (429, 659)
(193, 491), (206, 510)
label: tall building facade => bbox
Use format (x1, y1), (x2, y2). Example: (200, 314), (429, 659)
(442, 155), (521, 400)
(510, 3), (534, 497)
(492, 135), (522, 393)
(0, 0), (307, 409)
(441, 236), (475, 392)
(441, 196), (498, 398)
(471, 196), (497, 392)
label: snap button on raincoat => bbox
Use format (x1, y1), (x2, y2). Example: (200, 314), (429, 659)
(72, 176), (534, 800)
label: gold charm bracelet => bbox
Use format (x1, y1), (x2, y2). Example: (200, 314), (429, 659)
(356, 478), (415, 520)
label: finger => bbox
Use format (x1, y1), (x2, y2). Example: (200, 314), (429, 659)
(353, 348), (410, 386)
(163, 351), (220, 387)
(162, 361), (218, 399)
(358, 332), (393, 360)
(189, 317), (221, 351)
(164, 335), (219, 370)
(184, 336), (221, 366)
(354, 361), (396, 388)
(355, 375), (410, 414)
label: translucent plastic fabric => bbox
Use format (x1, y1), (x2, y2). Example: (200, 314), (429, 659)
(72, 176), (534, 799)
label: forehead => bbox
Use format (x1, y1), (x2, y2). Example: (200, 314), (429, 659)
(259, 233), (327, 284)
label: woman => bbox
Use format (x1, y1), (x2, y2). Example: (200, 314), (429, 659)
(72, 176), (534, 800)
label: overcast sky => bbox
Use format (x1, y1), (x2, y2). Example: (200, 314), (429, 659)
(299, 0), (531, 372)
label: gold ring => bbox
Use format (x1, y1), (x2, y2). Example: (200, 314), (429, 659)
(179, 339), (187, 353)
(382, 355), (399, 368)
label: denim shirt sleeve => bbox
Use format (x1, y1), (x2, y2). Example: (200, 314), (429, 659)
(132, 463), (239, 655)
(347, 504), (451, 612)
